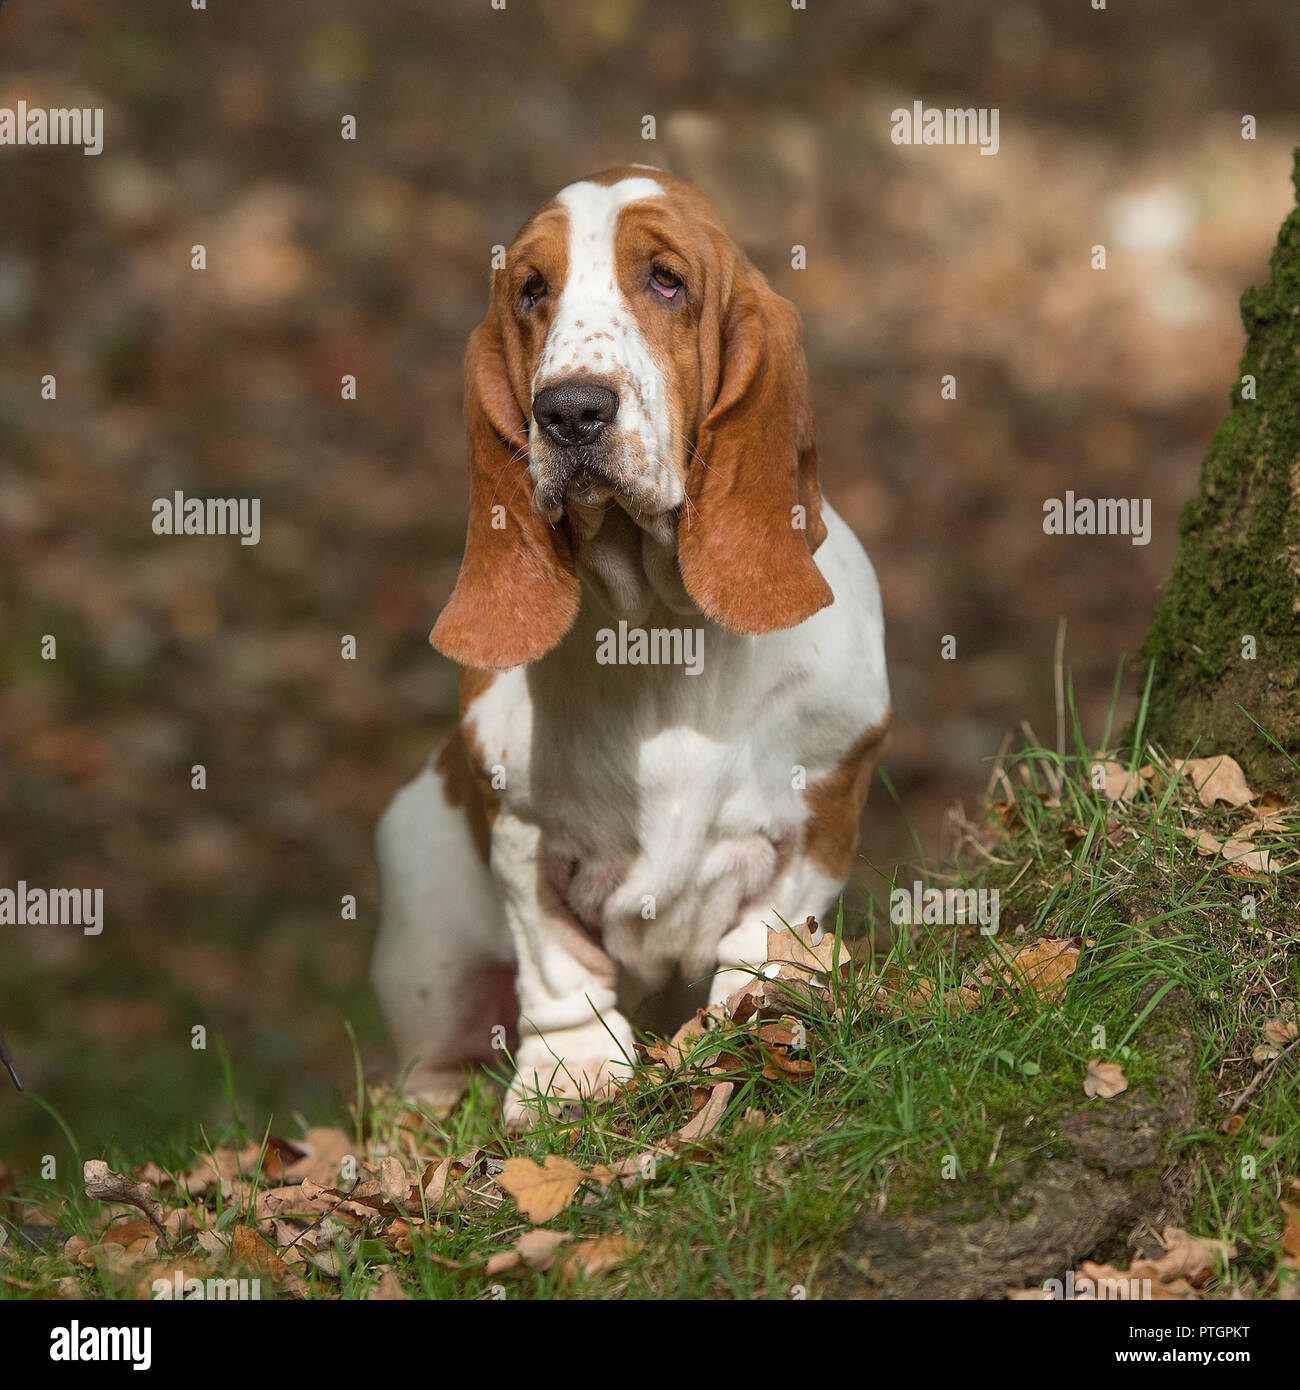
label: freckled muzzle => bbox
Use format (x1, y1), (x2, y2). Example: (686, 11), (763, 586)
(531, 380), (625, 521)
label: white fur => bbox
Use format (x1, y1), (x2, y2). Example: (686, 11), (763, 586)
(374, 504), (889, 1122)
(529, 177), (681, 515)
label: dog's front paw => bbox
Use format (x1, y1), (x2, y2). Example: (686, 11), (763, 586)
(503, 1022), (635, 1129)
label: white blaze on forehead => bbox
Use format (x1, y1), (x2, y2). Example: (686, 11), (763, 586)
(533, 177), (675, 487)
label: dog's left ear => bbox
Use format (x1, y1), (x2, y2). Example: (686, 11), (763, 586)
(678, 262), (832, 634)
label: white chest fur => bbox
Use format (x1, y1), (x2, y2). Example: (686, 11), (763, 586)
(464, 504), (888, 987)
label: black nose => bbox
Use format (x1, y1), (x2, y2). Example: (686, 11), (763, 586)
(533, 382), (619, 448)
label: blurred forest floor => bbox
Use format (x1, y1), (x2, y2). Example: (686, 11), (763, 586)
(1, 0), (1297, 1161)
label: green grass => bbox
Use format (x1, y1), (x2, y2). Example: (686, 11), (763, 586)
(3, 693), (1298, 1300)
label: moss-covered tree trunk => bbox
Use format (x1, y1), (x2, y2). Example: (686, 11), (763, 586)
(1140, 151), (1300, 790)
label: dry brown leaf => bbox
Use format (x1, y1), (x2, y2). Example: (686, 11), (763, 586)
(366, 1267), (409, 1300)
(1084, 1057), (1128, 1099)
(254, 1183), (339, 1221)
(1152, 1226), (1236, 1285)
(1096, 759), (1141, 804)
(1218, 837), (1274, 874)
(1280, 1199), (1300, 1260)
(641, 1011), (720, 1072)
(1001, 937), (1080, 1004)
(485, 1228), (573, 1276)
(603, 1153), (662, 1187)
(1190, 824), (1276, 874)
(283, 1127), (357, 1186)
(495, 1155), (598, 1224)
(1264, 1018), (1299, 1046)
(559, 1234), (637, 1282)
(764, 916), (844, 979)
(131, 1257), (213, 1301)
(1247, 790), (1290, 829)
(866, 966), (938, 1019)
(421, 1148), (484, 1210)
(676, 1080), (734, 1142)
(1076, 1259), (1194, 1300)
(1182, 755), (1256, 808)
(1280, 1211), (1300, 1299)
(993, 799), (1026, 831)
(1033, 1227), (1236, 1302)
(722, 973), (807, 1025)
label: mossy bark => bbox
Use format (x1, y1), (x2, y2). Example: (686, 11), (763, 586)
(1139, 151), (1300, 789)
(824, 987), (1198, 1300)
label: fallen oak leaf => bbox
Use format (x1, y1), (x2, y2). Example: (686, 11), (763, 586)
(495, 1155), (608, 1224)
(676, 1080), (734, 1142)
(1264, 1018), (1299, 1046)
(639, 1011), (721, 1073)
(1095, 759), (1142, 804)
(1150, 1226), (1236, 1287)
(558, 1234), (638, 1283)
(421, 1147), (485, 1211)
(1083, 1057), (1128, 1099)
(1005, 937), (1081, 1004)
(485, 1228), (573, 1276)
(1181, 755), (1255, 808)
(283, 1127), (357, 1186)
(366, 1267), (409, 1300)
(764, 917), (844, 979)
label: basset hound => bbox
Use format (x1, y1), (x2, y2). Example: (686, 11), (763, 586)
(373, 166), (890, 1124)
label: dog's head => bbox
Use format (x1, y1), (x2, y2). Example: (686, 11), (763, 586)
(431, 166), (832, 670)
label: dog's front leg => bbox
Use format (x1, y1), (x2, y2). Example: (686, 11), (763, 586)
(706, 855), (845, 1009)
(491, 813), (635, 1127)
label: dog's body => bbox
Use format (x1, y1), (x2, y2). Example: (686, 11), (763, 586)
(373, 168), (889, 1123)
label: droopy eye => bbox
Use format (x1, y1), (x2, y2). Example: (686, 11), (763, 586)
(650, 265), (683, 299)
(521, 274), (547, 308)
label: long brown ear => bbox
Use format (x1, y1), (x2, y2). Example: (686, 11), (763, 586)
(678, 266), (832, 634)
(430, 311), (579, 669)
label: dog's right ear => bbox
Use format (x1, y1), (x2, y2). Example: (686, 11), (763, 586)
(430, 309), (580, 670)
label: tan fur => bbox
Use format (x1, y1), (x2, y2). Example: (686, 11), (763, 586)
(803, 715), (892, 879)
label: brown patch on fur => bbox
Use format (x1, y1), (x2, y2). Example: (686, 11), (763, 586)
(433, 727), (493, 865)
(459, 666), (497, 720)
(803, 713), (892, 879)
(429, 669), (502, 866)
